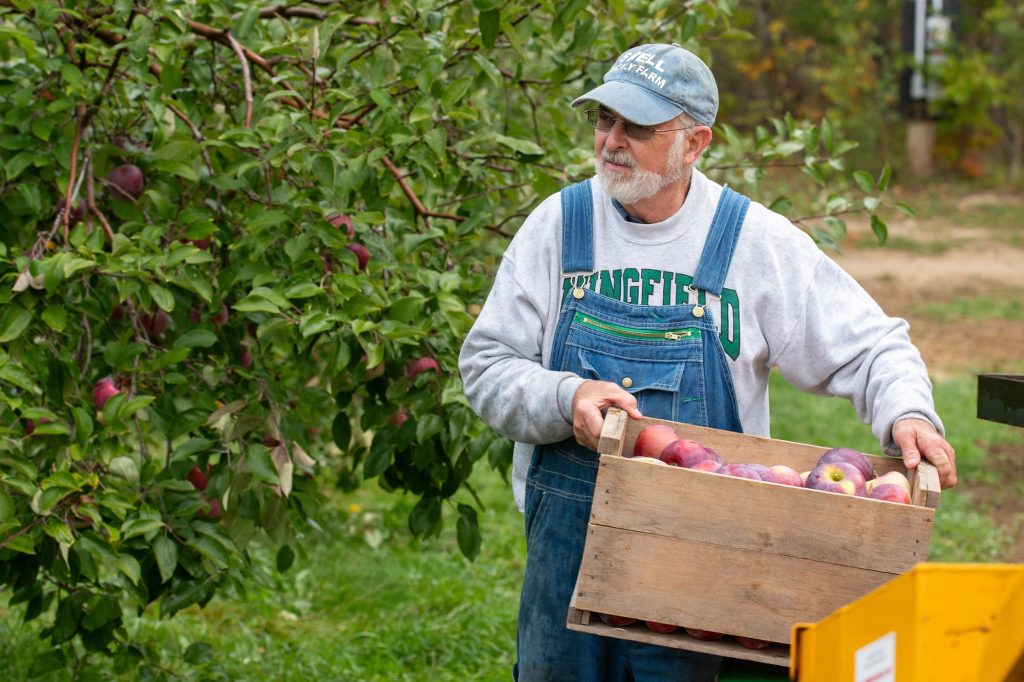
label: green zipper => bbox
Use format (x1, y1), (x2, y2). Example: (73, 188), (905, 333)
(574, 312), (701, 341)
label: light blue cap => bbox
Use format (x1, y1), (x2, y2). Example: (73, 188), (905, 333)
(571, 43), (719, 127)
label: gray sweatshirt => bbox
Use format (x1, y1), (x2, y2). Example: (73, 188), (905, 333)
(458, 169), (941, 510)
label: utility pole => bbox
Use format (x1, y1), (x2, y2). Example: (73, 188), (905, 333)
(900, 0), (960, 179)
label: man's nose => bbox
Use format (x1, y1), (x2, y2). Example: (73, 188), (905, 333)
(603, 119), (629, 149)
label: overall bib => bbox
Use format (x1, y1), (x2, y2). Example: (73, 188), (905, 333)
(515, 180), (749, 682)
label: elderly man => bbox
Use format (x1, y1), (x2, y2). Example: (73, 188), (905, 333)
(459, 43), (956, 681)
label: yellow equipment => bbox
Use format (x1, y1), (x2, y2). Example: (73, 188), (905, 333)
(790, 563), (1024, 681)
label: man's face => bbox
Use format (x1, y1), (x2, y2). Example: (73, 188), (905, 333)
(594, 108), (688, 206)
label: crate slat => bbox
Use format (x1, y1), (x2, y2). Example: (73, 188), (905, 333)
(572, 524), (905, 644)
(590, 456), (934, 575)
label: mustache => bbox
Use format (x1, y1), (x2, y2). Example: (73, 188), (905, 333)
(601, 150), (636, 167)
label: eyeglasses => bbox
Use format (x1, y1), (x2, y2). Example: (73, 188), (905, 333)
(585, 109), (697, 141)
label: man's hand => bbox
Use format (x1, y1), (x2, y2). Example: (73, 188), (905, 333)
(571, 380), (642, 451)
(891, 418), (957, 488)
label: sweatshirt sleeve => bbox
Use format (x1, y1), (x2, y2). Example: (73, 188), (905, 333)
(772, 254), (944, 455)
(458, 246), (584, 445)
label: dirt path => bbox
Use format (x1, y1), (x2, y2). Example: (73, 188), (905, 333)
(830, 188), (1024, 561)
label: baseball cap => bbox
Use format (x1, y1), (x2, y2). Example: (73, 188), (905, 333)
(570, 43), (719, 127)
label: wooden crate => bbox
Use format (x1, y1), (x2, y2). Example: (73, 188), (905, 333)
(566, 408), (942, 667)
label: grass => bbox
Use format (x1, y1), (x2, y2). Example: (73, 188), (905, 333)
(2, 375), (1022, 679)
(909, 287), (1024, 323)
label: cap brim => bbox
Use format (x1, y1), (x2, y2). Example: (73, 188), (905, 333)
(570, 81), (683, 126)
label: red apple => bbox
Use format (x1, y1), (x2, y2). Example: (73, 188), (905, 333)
(141, 309), (170, 339)
(346, 243), (370, 270)
(110, 303), (127, 322)
(659, 438), (723, 468)
(746, 463), (769, 477)
(390, 410), (410, 427)
(684, 627), (725, 641)
(759, 464), (804, 487)
(868, 483), (911, 504)
(632, 424), (677, 459)
(240, 343), (254, 369)
(599, 613), (637, 627)
(806, 461), (866, 496)
(91, 378), (120, 410)
(199, 497), (222, 519)
(867, 470), (911, 496)
(690, 459), (722, 473)
(186, 466), (209, 491)
(734, 636), (772, 650)
(644, 621), (678, 634)
(715, 463), (763, 480)
(187, 236), (212, 249)
(212, 303), (229, 329)
(407, 356), (440, 381)
(107, 163), (145, 201)
(818, 447), (876, 481)
(326, 212), (356, 238)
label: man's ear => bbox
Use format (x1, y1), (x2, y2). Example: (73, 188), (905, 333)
(684, 126), (713, 164)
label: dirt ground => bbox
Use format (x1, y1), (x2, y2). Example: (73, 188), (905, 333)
(830, 187), (1024, 561)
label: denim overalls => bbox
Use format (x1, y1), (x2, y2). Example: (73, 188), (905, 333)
(515, 180), (750, 682)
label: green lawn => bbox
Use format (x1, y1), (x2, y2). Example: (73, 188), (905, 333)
(2, 373), (1022, 680)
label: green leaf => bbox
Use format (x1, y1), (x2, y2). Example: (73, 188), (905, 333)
(121, 517), (165, 540)
(0, 307), (33, 343)
(495, 134), (544, 157)
(300, 312), (334, 338)
(877, 163), (892, 191)
(870, 214), (888, 246)
(172, 438), (214, 461)
(364, 437), (393, 479)
(408, 496), (441, 536)
(116, 553), (142, 584)
(174, 329), (217, 348)
(108, 457), (139, 485)
(479, 9), (500, 49)
(275, 544), (295, 573)
(41, 305), (67, 332)
(284, 282), (324, 299)
(416, 414), (444, 442)
(153, 535), (177, 583)
(389, 296), (425, 322)
(0, 488), (13, 522)
(190, 536), (229, 569)
(72, 407), (93, 444)
(853, 170), (874, 193)
(894, 202), (916, 219)
(456, 503), (481, 560)
(148, 284), (175, 313)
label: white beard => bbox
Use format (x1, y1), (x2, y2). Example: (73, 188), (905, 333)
(596, 132), (688, 206)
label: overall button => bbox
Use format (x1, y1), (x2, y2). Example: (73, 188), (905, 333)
(621, 377), (633, 388)
(693, 306), (705, 318)
(572, 288), (585, 299)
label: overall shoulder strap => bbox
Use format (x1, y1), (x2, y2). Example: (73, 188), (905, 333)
(560, 179), (594, 274)
(691, 186), (751, 297)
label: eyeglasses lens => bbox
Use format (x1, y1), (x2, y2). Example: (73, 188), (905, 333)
(586, 110), (652, 141)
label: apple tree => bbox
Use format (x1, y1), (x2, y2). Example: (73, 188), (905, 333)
(0, 0), (898, 671)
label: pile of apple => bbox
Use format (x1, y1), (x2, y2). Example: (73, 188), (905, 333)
(629, 423), (912, 504)
(594, 424), (915, 648)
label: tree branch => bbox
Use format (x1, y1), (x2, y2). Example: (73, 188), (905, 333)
(226, 32), (254, 127)
(381, 156), (465, 223)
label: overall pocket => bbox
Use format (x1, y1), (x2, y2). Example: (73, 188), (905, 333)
(565, 311), (707, 424)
